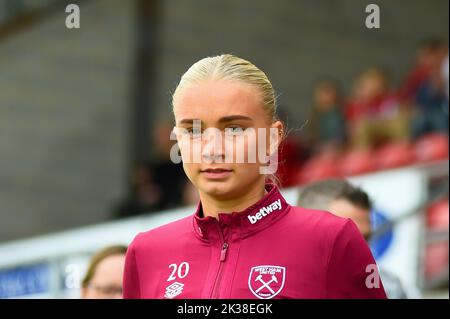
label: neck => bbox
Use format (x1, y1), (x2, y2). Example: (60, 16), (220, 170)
(199, 179), (268, 219)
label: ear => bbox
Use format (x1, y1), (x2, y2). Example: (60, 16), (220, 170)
(267, 120), (284, 155)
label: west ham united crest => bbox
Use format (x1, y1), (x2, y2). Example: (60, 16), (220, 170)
(248, 265), (286, 299)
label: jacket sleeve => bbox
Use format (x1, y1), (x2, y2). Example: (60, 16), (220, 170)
(326, 219), (387, 299)
(123, 236), (141, 299)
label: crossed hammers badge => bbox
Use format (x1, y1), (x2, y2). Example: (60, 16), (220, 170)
(248, 265), (286, 299)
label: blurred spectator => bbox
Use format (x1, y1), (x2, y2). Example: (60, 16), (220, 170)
(297, 179), (411, 299)
(114, 123), (187, 218)
(114, 162), (163, 217)
(412, 46), (448, 138)
(148, 122), (187, 209)
(346, 68), (410, 149)
(275, 107), (307, 187)
(276, 135), (306, 187)
(398, 38), (448, 105)
(405, 40), (449, 138)
(443, 54), (449, 101)
(81, 245), (127, 299)
(305, 79), (346, 154)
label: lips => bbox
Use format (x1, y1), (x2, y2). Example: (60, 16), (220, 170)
(200, 168), (233, 179)
(200, 168), (232, 173)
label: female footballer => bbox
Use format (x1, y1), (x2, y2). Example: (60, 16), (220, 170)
(123, 54), (387, 299)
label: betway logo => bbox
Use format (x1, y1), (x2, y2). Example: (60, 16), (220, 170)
(248, 199), (282, 224)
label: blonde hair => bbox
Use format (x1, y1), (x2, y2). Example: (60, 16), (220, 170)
(172, 54), (278, 122)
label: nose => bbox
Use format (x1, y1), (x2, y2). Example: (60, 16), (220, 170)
(201, 129), (225, 163)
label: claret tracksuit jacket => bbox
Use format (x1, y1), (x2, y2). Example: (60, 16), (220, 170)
(123, 183), (387, 299)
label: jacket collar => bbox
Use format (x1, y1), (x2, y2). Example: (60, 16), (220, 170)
(193, 183), (290, 241)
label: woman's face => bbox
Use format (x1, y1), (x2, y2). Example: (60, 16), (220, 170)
(82, 254), (125, 299)
(173, 79), (282, 200)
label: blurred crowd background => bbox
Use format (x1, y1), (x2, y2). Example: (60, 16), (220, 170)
(0, 0), (448, 298)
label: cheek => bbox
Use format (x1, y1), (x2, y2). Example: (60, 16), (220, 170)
(232, 136), (250, 161)
(225, 135), (249, 165)
(181, 162), (199, 187)
(178, 137), (201, 163)
(182, 160), (196, 171)
(232, 135), (261, 176)
(231, 131), (270, 167)
(178, 138), (190, 161)
(176, 138), (199, 181)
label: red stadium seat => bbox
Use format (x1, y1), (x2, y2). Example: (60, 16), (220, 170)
(424, 242), (449, 281)
(415, 133), (449, 162)
(297, 155), (340, 184)
(424, 197), (449, 281)
(276, 137), (305, 188)
(339, 149), (376, 176)
(374, 142), (416, 170)
(427, 197), (449, 230)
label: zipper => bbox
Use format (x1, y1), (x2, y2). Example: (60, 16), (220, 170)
(210, 223), (229, 298)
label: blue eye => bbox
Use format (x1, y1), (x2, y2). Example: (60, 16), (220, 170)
(225, 126), (245, 134)
(186, 128), (202, 137)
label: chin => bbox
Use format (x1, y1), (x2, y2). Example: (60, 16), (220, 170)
(199, 179), (236, 198)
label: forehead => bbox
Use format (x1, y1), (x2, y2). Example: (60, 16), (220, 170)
(174, 80), (265, 124)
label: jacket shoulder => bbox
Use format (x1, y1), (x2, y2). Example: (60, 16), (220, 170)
(277, 205), (352, 248)
(286, 205), (349, 232)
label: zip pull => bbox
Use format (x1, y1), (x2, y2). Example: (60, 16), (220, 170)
(220, 242), (229, 262)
